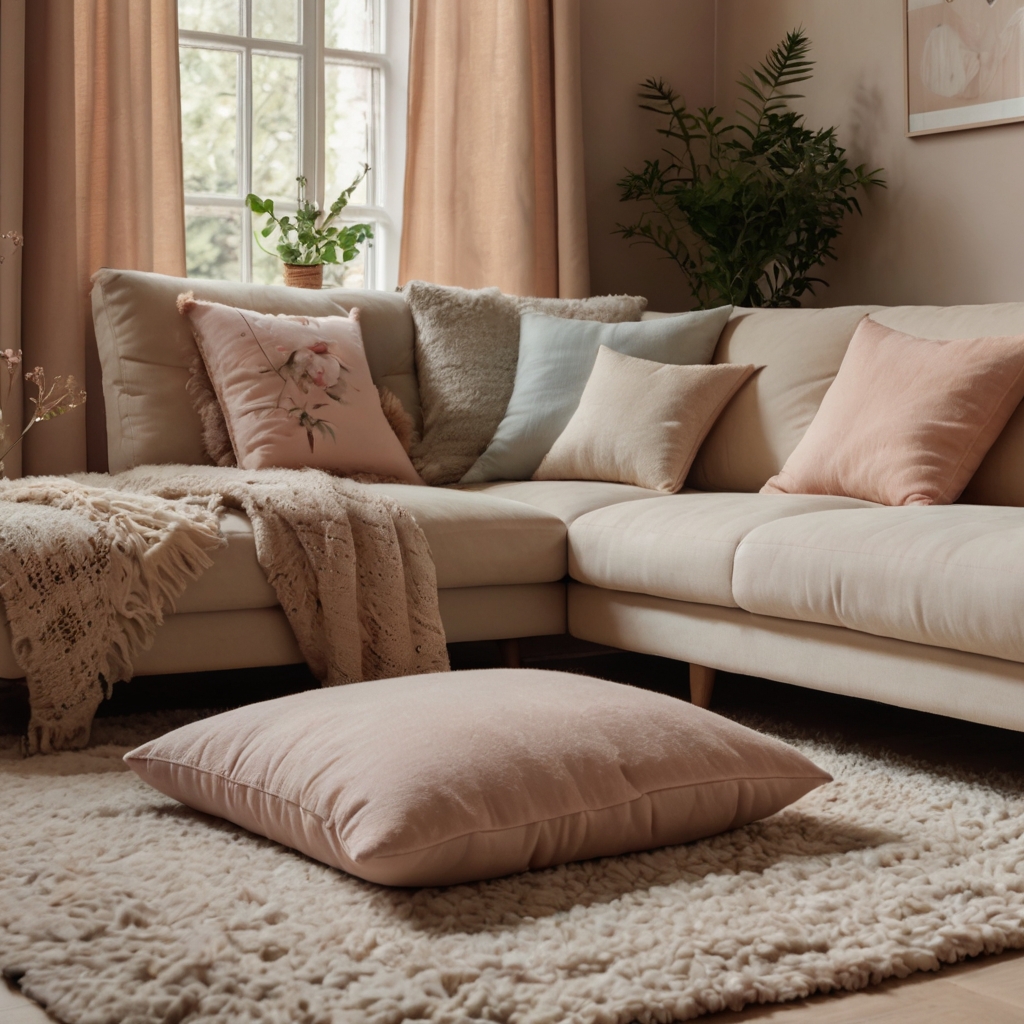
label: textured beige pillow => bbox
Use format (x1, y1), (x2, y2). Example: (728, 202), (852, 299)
(404, 281), (647, 485)
(124, 668), (830, 888)
(185, 355), (236, 466)
(535, 347), (757, 493)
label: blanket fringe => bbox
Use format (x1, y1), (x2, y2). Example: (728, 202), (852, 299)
(0, 478), (225, 755)
(99, 496), (225, 689)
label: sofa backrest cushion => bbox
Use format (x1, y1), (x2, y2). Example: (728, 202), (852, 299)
(92, 269), (417, 473)
(688, 306), (881, 493)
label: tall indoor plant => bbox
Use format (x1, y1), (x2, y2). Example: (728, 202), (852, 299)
(617, 30), (885, 308)
(246, 168), (374, 289)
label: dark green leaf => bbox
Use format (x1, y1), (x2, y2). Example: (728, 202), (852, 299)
(616, 27), (884, 308)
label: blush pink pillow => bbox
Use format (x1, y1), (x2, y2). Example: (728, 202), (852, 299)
(124, 668), (830, 887)
(762, 316), (1024, 505)
(178, 294), (422, 483)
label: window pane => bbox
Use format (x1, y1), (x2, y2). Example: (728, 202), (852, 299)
(180, 47), (239, 196)
(325, 63), (373, 206)
(252, 0), (298, 42)
(186, 206), (242, 280)
(325, 0), (376, 52)
(178, 0), (240, 35)
(251, 211), (286, 285)
(252, 54), (300, 203)
(323, 230), (372, 289)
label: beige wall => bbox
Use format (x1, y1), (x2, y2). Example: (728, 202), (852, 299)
(580, 0), (715, 311)
(715, 0), (1024, 307)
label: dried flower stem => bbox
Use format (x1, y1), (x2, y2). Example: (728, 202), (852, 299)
(0, 233), (85, 475)
(0, 368), (86, 468)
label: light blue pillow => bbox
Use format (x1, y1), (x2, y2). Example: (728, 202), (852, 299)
(460, 306), (733, 483)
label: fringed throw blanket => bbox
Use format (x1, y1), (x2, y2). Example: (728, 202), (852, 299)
(0, 478), (224, 753)
(1, 467), (448, 754)
(108, 466), (449, 685)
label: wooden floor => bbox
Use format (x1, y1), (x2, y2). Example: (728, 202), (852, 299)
(718, 950), (1024, 1021)
(4, 645), (1024, 1022)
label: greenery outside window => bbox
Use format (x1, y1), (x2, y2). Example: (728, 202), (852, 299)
(178, 0), (408, 290)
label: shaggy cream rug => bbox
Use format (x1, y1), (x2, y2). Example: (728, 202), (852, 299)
(3, 708), (1024, 1023)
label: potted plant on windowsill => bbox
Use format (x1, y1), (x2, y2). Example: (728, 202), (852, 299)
(245, 168), (374, 290)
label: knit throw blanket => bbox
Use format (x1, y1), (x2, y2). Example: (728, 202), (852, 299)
(1, 467), (448, 754)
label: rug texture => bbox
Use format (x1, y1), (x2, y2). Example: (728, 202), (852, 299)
(3, 709), (1024, 1023)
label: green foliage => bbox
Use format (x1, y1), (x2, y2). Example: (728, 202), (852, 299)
(246, 168), (374, 267)
(617, 29), (885, 308)
(185, 210), (240, 281)
(180, 47), (240, 196)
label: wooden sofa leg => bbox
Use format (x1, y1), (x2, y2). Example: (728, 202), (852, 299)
(689, 663), (716, 708)
(499, 638), (522, 668)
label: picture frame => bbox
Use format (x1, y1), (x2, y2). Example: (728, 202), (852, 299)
(905, 0), (1024, 137)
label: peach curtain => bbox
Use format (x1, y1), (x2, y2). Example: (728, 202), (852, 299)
(0, 0), (26, 479)
(399, 0), (590, 298)
(21, 0), (185, 475)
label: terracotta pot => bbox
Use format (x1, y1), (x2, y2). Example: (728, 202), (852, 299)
(283, 263), (324, 289)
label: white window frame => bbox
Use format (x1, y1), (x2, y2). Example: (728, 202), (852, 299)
(178, 0), (408, 290)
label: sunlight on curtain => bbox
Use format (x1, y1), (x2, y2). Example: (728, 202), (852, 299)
(399, 0), (590, 298)
(21, 0), (186, 474)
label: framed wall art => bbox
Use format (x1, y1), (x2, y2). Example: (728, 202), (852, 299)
(906, 0), (1024, 135)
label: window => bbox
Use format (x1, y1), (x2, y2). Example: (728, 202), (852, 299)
(178, 0), (408, 291)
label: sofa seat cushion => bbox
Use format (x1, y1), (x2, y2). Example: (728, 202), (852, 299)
(457, 480), (662, 525)
(177, 486), (567, 613)
(733, 505), (1024, 663)
(175, 510), (278, 614)
(569, 492), (876, 608)
(370, 485), (566, 587)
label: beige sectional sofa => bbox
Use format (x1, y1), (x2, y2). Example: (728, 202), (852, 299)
(5, 270), (1024, 733)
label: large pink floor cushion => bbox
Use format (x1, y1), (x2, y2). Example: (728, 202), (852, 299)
(178, 294), (422, 482)
(124, 669), (830, 887)
(763, 316), (1024, 505)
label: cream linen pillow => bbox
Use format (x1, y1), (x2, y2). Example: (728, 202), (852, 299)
(463, 306), (733, 483)
(179, 295), (422, 483)
(124, 668), (830, 888)
(762, 316), (1024, 505)
(403, 281), (648, 485)
(535, 346), (757, 493)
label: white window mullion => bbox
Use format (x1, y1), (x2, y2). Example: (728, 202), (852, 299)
(381, 0), (409, 290)
(309, 0), (325, 211)
(240, 39), (252, 282)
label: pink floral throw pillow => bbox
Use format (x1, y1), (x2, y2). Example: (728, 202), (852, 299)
(178, 294), (423, 483)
